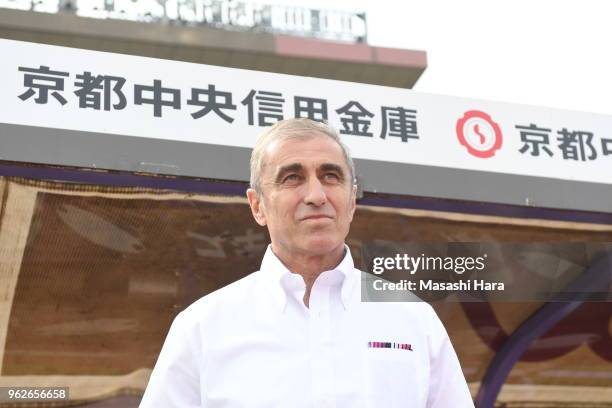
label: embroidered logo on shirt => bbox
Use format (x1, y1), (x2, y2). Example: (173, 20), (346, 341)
(368, 341), (413, 351)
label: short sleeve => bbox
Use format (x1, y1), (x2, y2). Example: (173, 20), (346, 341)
(140, 311), (202, 408)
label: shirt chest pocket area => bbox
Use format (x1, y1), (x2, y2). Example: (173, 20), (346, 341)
(362, 348), (427, 407)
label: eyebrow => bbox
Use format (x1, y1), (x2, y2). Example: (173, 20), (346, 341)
(274, 162), (346, 183)
(319, 163), (346, 180)
(274, 163), (304, 183)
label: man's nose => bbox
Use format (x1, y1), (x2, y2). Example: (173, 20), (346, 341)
(303, 177), (327, 206)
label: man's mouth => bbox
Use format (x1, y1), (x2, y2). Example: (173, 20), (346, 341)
(301, 215), (332, 221)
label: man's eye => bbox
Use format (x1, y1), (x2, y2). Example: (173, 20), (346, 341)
(282, 174), (301, 184)
(323, 173), (341, 182)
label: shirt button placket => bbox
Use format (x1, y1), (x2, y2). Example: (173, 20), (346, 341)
(309, 284), (336, 408)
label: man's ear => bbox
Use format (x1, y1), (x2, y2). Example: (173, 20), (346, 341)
(246, 188), (267, 226)
(348, 184), (357, 222)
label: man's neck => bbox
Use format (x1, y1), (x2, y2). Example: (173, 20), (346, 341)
(271, 244), (346, 307)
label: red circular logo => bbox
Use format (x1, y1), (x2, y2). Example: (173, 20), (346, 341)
(456, 110), (503, 158)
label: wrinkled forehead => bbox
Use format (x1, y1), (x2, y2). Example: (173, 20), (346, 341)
(262, 133), (348, 174)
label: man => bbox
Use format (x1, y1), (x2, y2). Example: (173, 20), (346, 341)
(140, 118), (474, 407)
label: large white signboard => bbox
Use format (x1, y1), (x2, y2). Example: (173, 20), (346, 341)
(1, 39), (611, 185)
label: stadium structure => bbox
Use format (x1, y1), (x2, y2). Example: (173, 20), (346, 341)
(0, 1), (610, 407)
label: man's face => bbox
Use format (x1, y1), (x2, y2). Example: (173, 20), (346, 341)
(247, 133), (357, 258)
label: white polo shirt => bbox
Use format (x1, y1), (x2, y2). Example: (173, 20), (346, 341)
(140, 245), (474, 408)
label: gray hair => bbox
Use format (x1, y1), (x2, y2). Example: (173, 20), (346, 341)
(249, 118), (356, 195)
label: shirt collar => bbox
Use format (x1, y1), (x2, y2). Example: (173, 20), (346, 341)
(258, 244), (358, 312)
